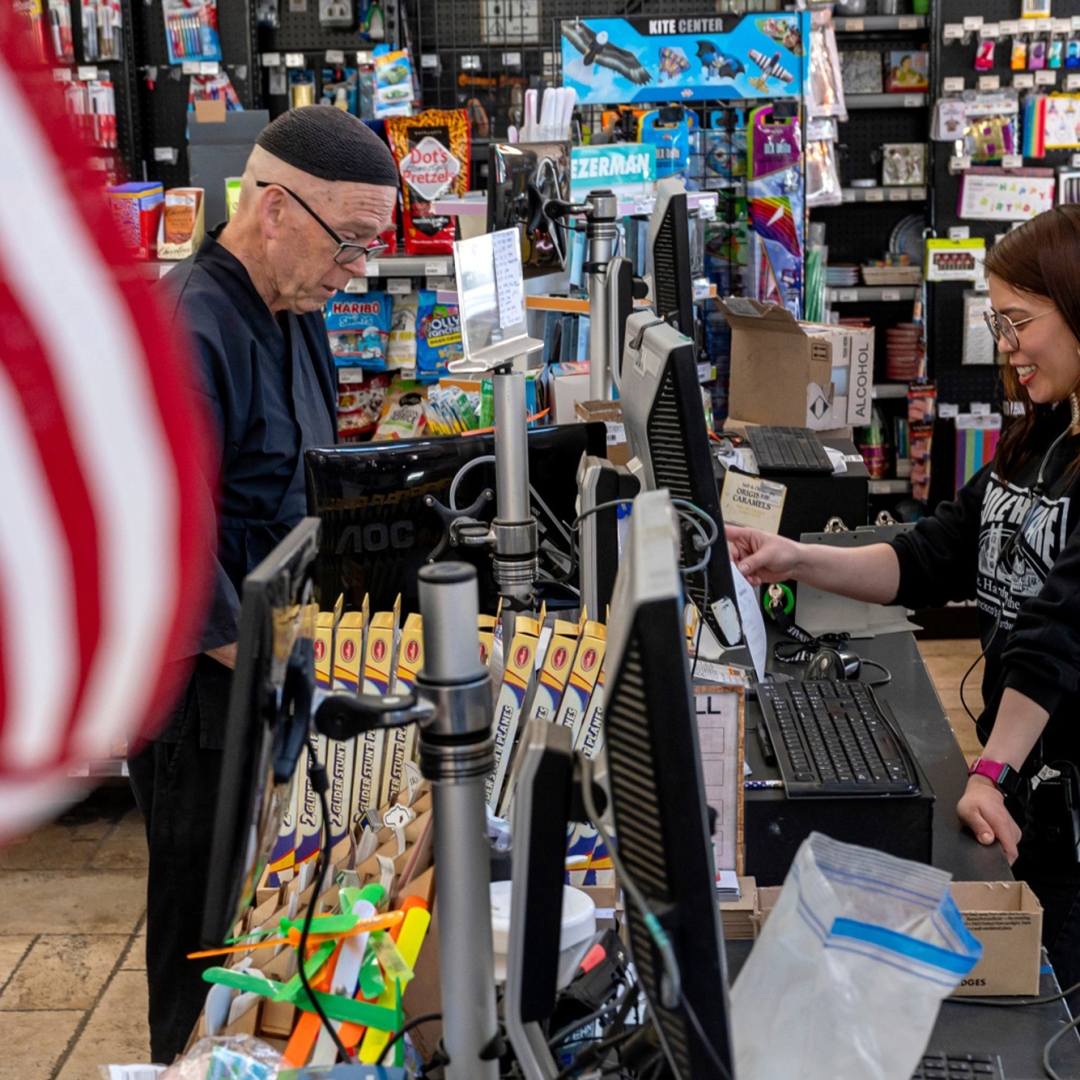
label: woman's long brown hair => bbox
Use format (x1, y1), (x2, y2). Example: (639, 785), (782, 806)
(984, 205), (1080, 479)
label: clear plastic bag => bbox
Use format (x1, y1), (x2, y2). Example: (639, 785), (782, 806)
(100, 1035), (283, 1080)
(731, 833), (982, 1080)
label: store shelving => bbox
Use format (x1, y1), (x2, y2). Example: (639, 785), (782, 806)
(828, 286), (920, 304)
(841, 186), (926, 203)
(834, 15), (927, 33)
(845, 93), (927, 109)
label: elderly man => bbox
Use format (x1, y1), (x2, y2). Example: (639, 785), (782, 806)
(128, 106), (399, 1062)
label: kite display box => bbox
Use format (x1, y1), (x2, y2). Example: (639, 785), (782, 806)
(558, 12), (809, 106)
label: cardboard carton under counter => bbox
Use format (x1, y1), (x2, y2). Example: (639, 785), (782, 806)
(721, 297), (874, 430)
(753, 880), (1042, 998)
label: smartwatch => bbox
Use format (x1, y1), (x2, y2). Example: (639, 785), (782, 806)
(968, 757), (1024, 798)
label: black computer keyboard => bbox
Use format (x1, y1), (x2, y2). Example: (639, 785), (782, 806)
(912, 1051), (1004, 1079)
(746, 425), (834, 475)
(757, 679), (920, 797)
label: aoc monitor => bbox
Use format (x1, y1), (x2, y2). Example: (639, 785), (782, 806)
(304, 423), (606, 616)
(603, 488), (736, 1077)
(620, 310), (744, 656)
(202, 517), (321, 946)
(646, 176), (696, 338)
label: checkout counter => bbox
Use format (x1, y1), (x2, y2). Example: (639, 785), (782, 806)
(720, 626), (1080, 1077)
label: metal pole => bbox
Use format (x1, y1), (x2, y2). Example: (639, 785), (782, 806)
(417, 564), (499, 1080)
(585, 190), (619, 401)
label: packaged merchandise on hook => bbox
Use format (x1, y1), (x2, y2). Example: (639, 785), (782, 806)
(748, 104), (804, 319)
(807, 9), (846, 121)
(932, 90), (1020, 164)
(161, 0), (222, 66)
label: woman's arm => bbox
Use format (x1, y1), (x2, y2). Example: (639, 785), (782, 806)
(956, 688), (1048, 864)
(726, 525), (901, 605)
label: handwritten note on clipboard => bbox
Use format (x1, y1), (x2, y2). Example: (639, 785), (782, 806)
(695, 685), (745, 878)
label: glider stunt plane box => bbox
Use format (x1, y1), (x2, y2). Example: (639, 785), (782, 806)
(559, 12), (809, 106)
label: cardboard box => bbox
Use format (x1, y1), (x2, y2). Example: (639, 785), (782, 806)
(949, 881), (1043, 997)
(804, 322), (875, 428)
(723, 297), (851, 431)
(719, 876), (758, 940)
(549, 361), (592, 424)
(752, 880), (1042, 997)
(575, 399), (630, 466)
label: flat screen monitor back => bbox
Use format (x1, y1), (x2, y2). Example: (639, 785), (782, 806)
(202, 517), (321, 947)
(305, 423), (606, 616)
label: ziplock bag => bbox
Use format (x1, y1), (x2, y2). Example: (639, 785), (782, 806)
(731, 832), (982, 1080)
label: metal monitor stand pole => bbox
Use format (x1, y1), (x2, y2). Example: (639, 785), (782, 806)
(416, 563), (500, 1080)
(585, 190), (619, 402)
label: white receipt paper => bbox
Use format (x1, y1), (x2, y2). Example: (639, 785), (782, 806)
(730, 561), (767, 682)
(491, 228), (525, 330)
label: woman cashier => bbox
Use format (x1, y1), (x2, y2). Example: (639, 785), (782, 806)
(728, 205), (1080, 994)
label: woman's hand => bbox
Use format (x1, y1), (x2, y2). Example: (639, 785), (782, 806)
(725, 524), (804, 586)
(957, 774), (1022, 865)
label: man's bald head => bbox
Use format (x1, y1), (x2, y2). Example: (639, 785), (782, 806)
(254, 105), (398, 186)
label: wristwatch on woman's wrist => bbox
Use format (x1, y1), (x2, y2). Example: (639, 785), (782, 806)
(968, 757), (1023, 797)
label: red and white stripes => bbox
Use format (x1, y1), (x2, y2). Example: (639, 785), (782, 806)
(0, 10), (213, 837)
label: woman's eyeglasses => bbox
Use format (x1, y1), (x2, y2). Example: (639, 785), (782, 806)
(983, 307), (1054, 350)
(255, 181), (388, 266)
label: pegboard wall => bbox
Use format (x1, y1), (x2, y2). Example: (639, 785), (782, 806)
(928, 0), (1080, 410)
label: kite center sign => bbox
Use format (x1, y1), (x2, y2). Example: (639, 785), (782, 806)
(559, 12), (809, 105)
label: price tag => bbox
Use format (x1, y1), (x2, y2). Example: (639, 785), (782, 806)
(53, 68), (72, 82)
(865, 188), (885, 202)
(501, 52), (521, 67)
(939, 403), (960, 420)
(980, 23), (1000, 38)
(978, 75), (1001, 90)
(898, 16), (919, 29)
(963, 15), (984, 31)
(903, 94), (923, 107)
(949, 155), (973, 173)
(199, 61), (219, 75)
(1067, 74), (1080, 91)
(285, 53), (305, 68)
(633, 194), (654, 215)
(425, 260), (447, 276)
(1036, 70), (1057, 86)
(971, 401), (991, 416)
(697, 197), (717, 220)
(943, 76), (965, 93)
(693, 281), (712, 301)
(845, 17), (864, 31)
(882, 289), (901, 302)
(943, 23), (965, 40)
(948, 225), (971, 239)
(262, 52), (281, 67)
(1036, 17), (1054, 33)
(1000, 20), (1020, 35)
(1073, 15), (1080, 32)
(543, 50), (559, 69)
(344, 277), (368, 294)
(77, 65), (98, 80)
(1053, 18), (1072, 34)
(842, 189), (856, 203)
(460, 54), (481, 70)
(1013, 73), (1035, 88)
(888, 188), (909, 201)
(838, 289), (858, 303)
(426, 276), (455, 290)
(387, 278), (412, 295)
(325, 49), (345, 64)
(181, 61), (199, 75)
(419, 53), (439, 69)
(153, 146), (177, 162)
(913, 187), (927, 199)
(1003, 154), (1024, 169)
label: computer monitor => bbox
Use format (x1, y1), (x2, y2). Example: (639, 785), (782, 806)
(202, 517), (322, 946)
(646, 176), (695, 337)
(604, 488), (735, 1077)
(304, 423), (607, 616)
(488, 141), (572, 278)
(619, 309), (743, 654)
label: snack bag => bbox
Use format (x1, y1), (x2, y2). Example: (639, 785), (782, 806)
(325, 290), (393, 370)
(386, 110), (470, 254)
(373, 380), (427, 440)
(387, 290), (419, 370)
(337, 369), (392, 440)
(416, 290), (463, 382)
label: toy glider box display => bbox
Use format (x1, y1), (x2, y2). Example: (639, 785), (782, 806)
(558, 12), (809, 106)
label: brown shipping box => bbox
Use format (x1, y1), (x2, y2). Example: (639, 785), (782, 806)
(721, 297), (835, 431)
(753, 880), (1042, 998)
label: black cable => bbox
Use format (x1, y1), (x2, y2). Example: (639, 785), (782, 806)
(298, 741), (351, 1065)
(552, 1026), (639, 1080)
(1043, 1012), (1080, 1080)
(681, 993), (733, 1080)
(857, 659), (892, 688)
(950, 977), (1080, 1009)
(548, 980), (639, 1049)
(377, 1011), (444, 1066)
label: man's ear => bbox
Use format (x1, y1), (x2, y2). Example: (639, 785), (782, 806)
(259, 184), (288, 237)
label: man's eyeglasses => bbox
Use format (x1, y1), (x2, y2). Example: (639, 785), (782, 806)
(983, 307), (1054, 350)
(255, 180), (388, 266)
